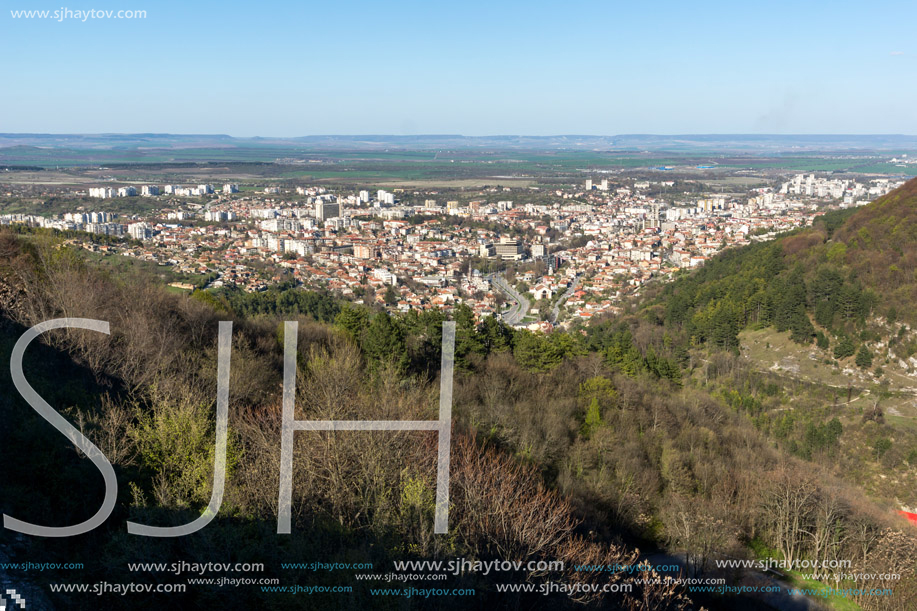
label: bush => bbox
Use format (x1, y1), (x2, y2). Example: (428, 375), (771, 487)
(834, 336), (856, 359)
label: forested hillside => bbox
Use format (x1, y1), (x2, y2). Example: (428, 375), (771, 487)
(0, 231), (685, 610)
(660, 177), (917, 352)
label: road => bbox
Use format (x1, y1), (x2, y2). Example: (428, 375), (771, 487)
(550, 275), (579, 323)
(488, 274), (530, 326)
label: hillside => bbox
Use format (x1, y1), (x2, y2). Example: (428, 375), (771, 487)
(0, 231), (690, 610)
(3, 217), (917, 609)
(829, 178), (917, 317)
(648, 177), (917, 478)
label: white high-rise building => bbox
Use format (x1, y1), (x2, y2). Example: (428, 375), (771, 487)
(128, 223), (152, 240)
(89, 187), (114, 198)
(204, 210), (236, 222)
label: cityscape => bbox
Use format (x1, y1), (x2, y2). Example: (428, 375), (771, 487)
(2, 174), (904, 332)
(2, 0), (917, 609)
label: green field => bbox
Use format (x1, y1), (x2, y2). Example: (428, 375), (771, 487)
(3, 145), (916, 180)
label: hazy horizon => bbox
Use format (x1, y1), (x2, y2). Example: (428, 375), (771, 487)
(4, 132), (917, 138)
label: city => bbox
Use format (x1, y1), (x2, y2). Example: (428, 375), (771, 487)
(2, 174), (903, 334)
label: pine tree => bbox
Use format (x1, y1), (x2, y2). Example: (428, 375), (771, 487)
(453, 303), (485, 369)
(364, 311), (408, 373)
(833, 336), (856, 359)
(815, 331), (830, 350)
(335, 304), (370, 343)
(855, 344), (873, 369)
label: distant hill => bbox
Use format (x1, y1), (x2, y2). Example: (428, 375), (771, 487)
(2, 132), (917, 152)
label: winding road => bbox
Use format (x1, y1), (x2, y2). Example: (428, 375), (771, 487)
(488, 274), (530, 326)
(550, 274), (579, 323)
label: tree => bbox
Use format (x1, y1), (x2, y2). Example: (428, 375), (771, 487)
(363, 311), (408, 373)
(811, 266), (843, 327)
(644, 346), (682, 384)
(383, 284), (398, 306)
(855, 345), (873, 369)
(453, 303), (485, 369)
(708, 299), (741, 350)
(873, 437), (892, 461)
(513, 330), (553, 372)
(604, 331), (644, 377)
(834, 336), (856, 359)
(335, 303), (370, 343)
(816, 331), (830, 350)
(772, 267), (815, 344)
(663, 496), (735, 576)
(760, 468), (818, 569)
(581, 397), (603, 439)
(477, 315), (513, 354)
(807, 490), (847, 569)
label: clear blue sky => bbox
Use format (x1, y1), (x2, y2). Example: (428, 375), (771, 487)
(1, 0), (915, 135)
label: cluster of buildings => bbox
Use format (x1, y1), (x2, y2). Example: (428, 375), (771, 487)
(779, 174), (900, 203)
(0, 174), (906, 331)
(88, 184), (239, 198)
(0, 209), (159, 240)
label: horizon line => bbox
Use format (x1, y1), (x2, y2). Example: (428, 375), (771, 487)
(3, 132), (917, 139)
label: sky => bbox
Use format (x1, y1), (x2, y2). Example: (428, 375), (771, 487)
(1, 0), (915, 136)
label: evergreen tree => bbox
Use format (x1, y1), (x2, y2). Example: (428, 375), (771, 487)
(335, 304), (370, 343)
(833, 336), (856, 359)
(855, 344), (873, 369)
(815, 331), (830, 350)
(513, 330), (552, 372)
(773, 267), (814, 344)
(708, 299), (741, 350)
(453, 303), (485, 369)
(814, 300), (836, 329)
(604, 331), (644, 377)
(363, 311), (408, 373)
(478, 315), (513, 353)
